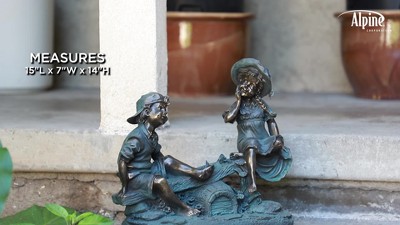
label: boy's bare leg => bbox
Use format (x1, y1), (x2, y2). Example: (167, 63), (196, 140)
(163, 155), (214, 181)
(153, 175), (200, 216)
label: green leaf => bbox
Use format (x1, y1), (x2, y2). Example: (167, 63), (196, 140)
(67, 211), (77, 224)
(0, 141), (13, 215)
(75, 212), (94, 223)
(45, 203), (70, 219)
(0, 205), (67, 225)
(10, 223), (35, 225)
(78, 214), (113, 225)
(9, 223), (35, 225)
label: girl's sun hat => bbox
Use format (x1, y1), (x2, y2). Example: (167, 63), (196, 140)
(231, 58), (272, 97)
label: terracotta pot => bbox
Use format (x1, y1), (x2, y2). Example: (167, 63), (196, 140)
(337, 10), (400, 99)
(167, 12), (252, 96)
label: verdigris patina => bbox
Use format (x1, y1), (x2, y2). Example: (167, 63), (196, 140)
(223, 58), (292, 194)
(113, 59), (293, 224)
(113, 92), (214, 218)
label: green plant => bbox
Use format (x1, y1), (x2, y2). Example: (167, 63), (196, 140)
(0, 141), (13, 215)
(0, 205), (69, 225)
(0, 204), (113, 225)
(45, 204), (113, 225)
(0, 142), (113, 225)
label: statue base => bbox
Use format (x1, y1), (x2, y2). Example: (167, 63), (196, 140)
(114, 155), (293, 225)
(122, 200), (293, 225)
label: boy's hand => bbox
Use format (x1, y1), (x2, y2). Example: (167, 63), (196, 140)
(230, 152), (243, 160)
(118, 186), (126, 197)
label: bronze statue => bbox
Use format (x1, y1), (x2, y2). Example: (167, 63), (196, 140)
(223, 58), (292, 193)
(114, 92), (214, 217)
(113, 60), (293, 225)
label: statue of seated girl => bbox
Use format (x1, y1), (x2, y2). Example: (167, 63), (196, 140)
(223, 58), (292, 194)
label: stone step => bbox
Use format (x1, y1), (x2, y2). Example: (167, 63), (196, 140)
(295, 217), (400, 225)
(1, 89), (399, 182)
(1, 89), (400, 221)
(4, 173), (400, 224)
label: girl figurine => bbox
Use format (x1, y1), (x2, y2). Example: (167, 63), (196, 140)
(223, 58), (292, 194)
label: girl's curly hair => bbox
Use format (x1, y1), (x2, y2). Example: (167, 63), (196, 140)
(237, 67), (265, 95)
(237, 67), (275, 115)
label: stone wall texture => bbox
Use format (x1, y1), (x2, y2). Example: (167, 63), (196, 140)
(245, 0), (352, 93)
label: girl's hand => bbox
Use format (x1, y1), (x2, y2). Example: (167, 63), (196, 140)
(235, 86), (242, 100)
(222, 110), (228, 119)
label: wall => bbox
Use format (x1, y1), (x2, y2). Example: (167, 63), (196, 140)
(245, 0), (352, 93)
(54, 0), (100, 88)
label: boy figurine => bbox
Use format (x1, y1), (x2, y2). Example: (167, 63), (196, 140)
(115, 92), (214, 217)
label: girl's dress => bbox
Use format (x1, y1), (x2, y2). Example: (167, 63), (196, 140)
(235, 98), (292, 182)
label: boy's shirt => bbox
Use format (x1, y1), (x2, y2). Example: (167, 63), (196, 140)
(119, 123), (162, 178)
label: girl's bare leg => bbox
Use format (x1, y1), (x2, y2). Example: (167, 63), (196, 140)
(245, 148), (257, 193)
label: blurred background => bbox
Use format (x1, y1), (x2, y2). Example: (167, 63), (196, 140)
(2, 0), (400, 97)
(1, 1), (400, 223)
(0, 0), (352, 95)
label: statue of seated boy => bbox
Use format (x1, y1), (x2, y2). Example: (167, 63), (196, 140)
(114, 92), (214, 217)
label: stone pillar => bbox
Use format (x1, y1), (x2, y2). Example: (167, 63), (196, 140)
(99, 0), (167, 133)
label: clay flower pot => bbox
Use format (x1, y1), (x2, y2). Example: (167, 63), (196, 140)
(337, 11), (400, 99)
(167, 12), (252, 96)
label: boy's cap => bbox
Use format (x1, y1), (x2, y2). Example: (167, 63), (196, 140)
(127, 92), (169, 124)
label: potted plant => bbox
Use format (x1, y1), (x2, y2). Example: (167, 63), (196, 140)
(166, 0), (253, 96)
(336, 0), (400, 99)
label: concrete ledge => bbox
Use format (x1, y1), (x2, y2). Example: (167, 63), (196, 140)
(4, 173), (400, 223)
(1, 90), (400, 182)
(2, 129), (400, 183)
